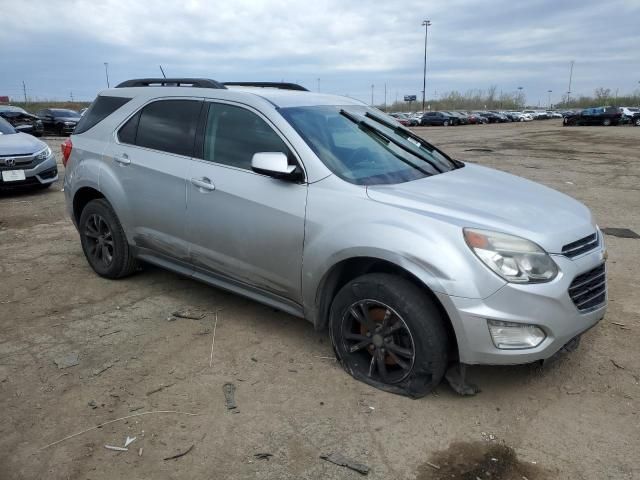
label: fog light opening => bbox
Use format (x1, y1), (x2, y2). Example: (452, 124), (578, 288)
(487, 319), (546, 350)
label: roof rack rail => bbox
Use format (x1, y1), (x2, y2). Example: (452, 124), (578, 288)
(223, 82), (308, 92)
(115, 78), (227, 89)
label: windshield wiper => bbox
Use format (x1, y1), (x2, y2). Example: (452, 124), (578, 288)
(364, 111), (458, 170)
(339, 110), (444, 174)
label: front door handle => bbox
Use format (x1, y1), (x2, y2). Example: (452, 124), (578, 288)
(115, 153), (131, 165)
(190, 177), (215, 191)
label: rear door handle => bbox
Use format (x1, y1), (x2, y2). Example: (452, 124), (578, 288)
(115, 153), (131, 165)
(190, 177), (215, 191)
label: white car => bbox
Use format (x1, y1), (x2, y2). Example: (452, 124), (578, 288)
(509, 112), (533, 122)
(620, 107), (639, 120)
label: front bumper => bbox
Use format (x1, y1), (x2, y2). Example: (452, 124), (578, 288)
(438, 245), (607, 365)
(0, 154), (58, 187)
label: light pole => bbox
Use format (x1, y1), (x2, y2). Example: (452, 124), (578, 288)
(518, 86), (524, 109)
(547, 90), (552, 109)
(567, 60), (574, 105)
(104, 62), (110, 88)
(317, 78), (320, 92)
(421, 20), (431, 112)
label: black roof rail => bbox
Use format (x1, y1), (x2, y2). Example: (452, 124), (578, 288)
(223, 82), (308, 92)
(115, 78), (227, 89)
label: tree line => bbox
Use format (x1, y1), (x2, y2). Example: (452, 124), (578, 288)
(383, 86), (640, 112)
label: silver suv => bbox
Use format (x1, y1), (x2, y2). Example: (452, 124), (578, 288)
(64, 78), (607, 397)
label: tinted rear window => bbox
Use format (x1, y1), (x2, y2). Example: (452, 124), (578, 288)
(75, 96), (131, 134)
(130, 99), (202, 156)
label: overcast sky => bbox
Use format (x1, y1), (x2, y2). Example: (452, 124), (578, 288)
(1, 0), (639, 105)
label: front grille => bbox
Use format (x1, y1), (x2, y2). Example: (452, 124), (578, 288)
(0, 154), (37, 171)
(562, 233), (599, 258)
(568, 263), (606, 311)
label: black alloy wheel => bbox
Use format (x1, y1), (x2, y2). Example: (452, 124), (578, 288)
(339, 299), (416, 384)
(330, 273), (449, 398)
(84, 213), (115, 268)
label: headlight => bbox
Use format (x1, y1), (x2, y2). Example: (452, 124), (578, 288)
(35, 146), (51, 161)
(63, 121), (75, 126)
(463, 228), (558, 283)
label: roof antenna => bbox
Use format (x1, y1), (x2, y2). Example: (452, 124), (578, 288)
(159, 65), (167, 78)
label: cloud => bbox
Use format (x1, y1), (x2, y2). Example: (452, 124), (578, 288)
(0, 0), (638, 102)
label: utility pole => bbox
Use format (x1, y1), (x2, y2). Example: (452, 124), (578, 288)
(421, 20), (431, 112)
(104, 62), (110, 88)
(22, 81), (27, 103)
(567, 60), (574, 105)
(70, 91), (74, 102)
(317, 78), (320, 92)
(518, 86), (524, 109)
(370, 84), (374, 106)
(384, 83), (387, 111)
(547, 90), (552, 109)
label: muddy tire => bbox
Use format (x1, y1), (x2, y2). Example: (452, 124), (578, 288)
(79, 199), (137, 279)
(329, 273), (449, 398)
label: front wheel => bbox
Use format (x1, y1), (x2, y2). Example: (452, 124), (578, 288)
(329, 273), (449, 398)
(635, 118), (640, 127)
(602, 118), (612, 126)
(79, 199), (137, 279)
(443, 120), (449, 126)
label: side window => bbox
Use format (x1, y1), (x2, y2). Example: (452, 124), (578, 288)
(117, 111), (140, 145)
(123, 99), (202, 156)
(75, 95), (131, 134)
(203, 103), (290, 170)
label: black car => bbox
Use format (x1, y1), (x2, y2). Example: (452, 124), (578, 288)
(443, 111), (469, 125)
(420, 111), (457, 126)
(631, 112), (640, 127)
(36, 108), (81, 135)
(475, 111), (503, 123)
(0, 106), (44, 137)
(563, 107), (623, 126)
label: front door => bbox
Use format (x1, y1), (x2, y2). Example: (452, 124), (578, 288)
(185, 101), (307, 303)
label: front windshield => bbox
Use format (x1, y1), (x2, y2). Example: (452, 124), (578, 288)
(51, 109), (79, 116)
(280, 105), (458, 185)
(0, 117), (17, 134)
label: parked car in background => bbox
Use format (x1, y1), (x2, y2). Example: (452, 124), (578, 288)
(63, 77), (607, 397)
(475, 111), (503, 123)
(465, 112), (487, 124)
(563, 107), (623, 126)
(546, 111), (563, 119)
(0, 117), (57, 189)
(630, 112), (640, 126)
(443, 111), (468, 125)
(508, 112), (533, 122)
(0, 105), (44, 137)
(36, 108), (81, 135)
(389, 113), (410, 126)
(619, 107), (639, 123)
(420, 111), (457, 126)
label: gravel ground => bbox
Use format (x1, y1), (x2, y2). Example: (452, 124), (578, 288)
(1, 121), (638, 479)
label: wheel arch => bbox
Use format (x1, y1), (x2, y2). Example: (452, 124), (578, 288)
(313, 256), (459, 360)
(72, 186), (105, 225)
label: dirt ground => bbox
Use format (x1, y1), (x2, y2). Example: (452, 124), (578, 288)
(1, 121), (638, 479)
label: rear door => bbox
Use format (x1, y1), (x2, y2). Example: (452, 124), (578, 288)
(106, 97), (203, 263)
(184, 101), (307, 303)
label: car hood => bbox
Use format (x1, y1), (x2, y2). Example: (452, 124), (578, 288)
(366, 163), (595, 254)
(0, 132), (46, 155)
(56, 116), (80, 122)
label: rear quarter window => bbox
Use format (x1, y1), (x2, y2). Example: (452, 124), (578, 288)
(74, 96), (132, 134)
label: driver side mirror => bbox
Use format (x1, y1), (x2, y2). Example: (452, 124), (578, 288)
(251, 152), (301, 181)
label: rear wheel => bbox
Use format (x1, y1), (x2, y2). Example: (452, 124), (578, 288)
(79, 199), (137, 279)
(329, 273), (449, 398)
(635, 118), (640, 127)
(443, 120), (450, 127)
